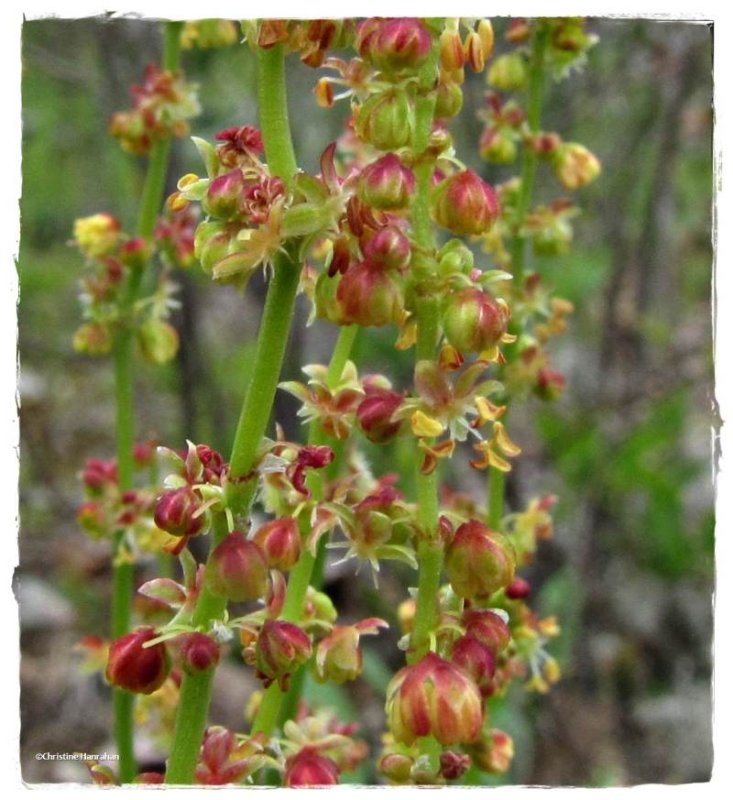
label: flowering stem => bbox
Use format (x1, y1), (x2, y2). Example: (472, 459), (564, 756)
(488, 21), (549, 532)
(165, 43), (301, 785)
(251, 325), (358, 737)
(110, 20), (183, 784)
(509, 20), (549, 280)
(408, 49), (442, 667)
(403, 46), (445, 775)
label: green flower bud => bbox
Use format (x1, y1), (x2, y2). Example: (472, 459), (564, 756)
(355, 89), (413, 151)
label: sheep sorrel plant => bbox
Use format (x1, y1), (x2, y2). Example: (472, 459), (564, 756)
(70, 17), (600, 786)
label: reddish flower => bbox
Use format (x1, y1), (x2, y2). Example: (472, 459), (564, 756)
(432, 170), (500, 236)
(106, 626), (170, 694)
(206, 531), (269, 602)
(284, 747), (339, 787)
(385, 652), (483, 746)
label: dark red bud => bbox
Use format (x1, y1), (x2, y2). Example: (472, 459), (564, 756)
(505, 576), (531, 599)
(440, 751), (472, 781)
(106, 626), (170, 694)
(255, 619), (312, 690)
(336, 262), (404, 327)
(207, 531), (269, 602)
(154, 487), (205, 538)
(463, 609), (511, 654)
(252, 517), (302, 571)
(176, 632), (221, 674)
(356, 388), (403, 443)
(363, 225), (412, 272)
(451, 635), (496, 696)
(204, 169), (246, 218)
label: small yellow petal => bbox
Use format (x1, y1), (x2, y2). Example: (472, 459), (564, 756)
(487, 449), (512, 472)
(493, 421), (522, 456)
(475, 396), (506, 424)
(395, 319), (417, 351)
(177, 173), (200, 189)
(411, 410), (445, 438)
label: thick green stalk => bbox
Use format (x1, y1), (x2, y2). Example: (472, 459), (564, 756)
(110, 20), (183, 783)
(405, 47), (444, 775)
(407, 48), (442, 669)
(165, 43), (300, 785)
(488, 21), (550, 531)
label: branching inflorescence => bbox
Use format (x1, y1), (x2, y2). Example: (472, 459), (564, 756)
(71, 17), (599, 786)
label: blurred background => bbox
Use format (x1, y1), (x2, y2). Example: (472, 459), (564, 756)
(18, 18), (714, 785)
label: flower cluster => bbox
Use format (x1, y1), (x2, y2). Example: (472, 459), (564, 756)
(70, 205), (199, 361)
(109, 64), (200, 155)
(71, 16), (600, 787)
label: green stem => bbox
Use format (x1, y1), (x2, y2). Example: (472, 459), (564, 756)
(407, 46), (443, 671)
(109, 21), (183, 783)
(509, 21), (550, 281)
(257, 44), (298, 184)
(250, 326), (358, 736)
(226, 250), (301, 514)
(488, 466), (505, 530)
(165, 43), (300, 785)
(489, 21), (549, 532)
(327, 325), (358, 386)
(405, 45), (444, 775)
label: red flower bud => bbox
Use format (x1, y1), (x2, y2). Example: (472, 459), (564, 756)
(356, 387), (404, 443)
(106, 626), (170, 694)
(445, 520), (515, 598)
(252, 517), (301, 571)
(355, 89), (413, 151)
(204, 169), (246, 218)
(363, 225), (412, 272)
(432, 170), (500, 236)
(154, 487), (205, 538)
(358, 154), (416, 211)
(357, 18), (432, 74)
(386, 652), (483, 746)
(133, 441), (155, 466)
(505, 576), (531, 599)
(255, 619), (312, 690)
(176, 632), (221, 674)
(196, 725), (260, 785)
(336, 262), (404, 327)
(450, 635), (496, 696)
(440, 751), (471, 781)
(82, 458), (118, 493)
(206, 531), (269, 602)
(285, 747), (339, 787)
(471, 728), (514, 774)
(442, 287), (509, 354)
(120, 237), (152, 270)
(135, 772), (165, 784)
(463, 609), (511, 654)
